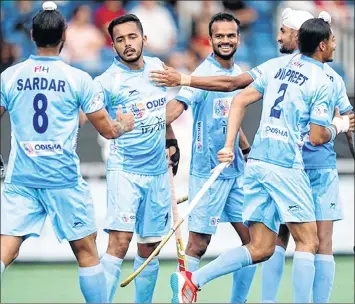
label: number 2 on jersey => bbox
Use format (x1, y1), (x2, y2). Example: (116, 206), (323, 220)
(33, 93), (48, 134)
(270, 83), (288, 119)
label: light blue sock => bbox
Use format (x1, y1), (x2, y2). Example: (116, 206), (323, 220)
(100, 253), (123, 303)
(230, 264), (257, 303)
(192, 246), (252, 288)
(78, 263), (107, 303)
(134, 255), (159, 303)
(313, 254), (335, 303)
(292, 251), (315, 303)
(261, 245), (286, 303)
(1, 260), (5, 280)
(186, 255), (200, 271)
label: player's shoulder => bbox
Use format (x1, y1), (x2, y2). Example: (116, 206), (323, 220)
(94, 62), (118, 87)
(191, 57), (214, 76)
(56, 60), (93, 82)
(1, 59), (29, 80)
(144, 56), (164, 70)
(323, 63), (344, 84)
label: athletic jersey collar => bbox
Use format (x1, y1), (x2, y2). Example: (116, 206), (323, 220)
(292, 49), (300, 54)
(300, 54), (324, 69)
(30, 55), (62, 61)
(207, 53), (235, 72)
(113, 56), (146, 72)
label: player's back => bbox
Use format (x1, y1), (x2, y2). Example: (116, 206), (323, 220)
(1, 55), (95, 188)
(249, 54), (333, 169)
(302, 64), (353, 169)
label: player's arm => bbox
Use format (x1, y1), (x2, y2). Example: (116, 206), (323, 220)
(87, 107), (134, 139)
(79, 109), (88, 128)
(166, 124), (180, 175)
(150, 65), (253, 92)
(166, 99), (186, 125)
(218, 86), (262, 163)
(239, 128), (251, 161)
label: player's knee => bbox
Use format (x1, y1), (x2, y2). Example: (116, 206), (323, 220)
(294, 233), (319, 254)
(186, 235), (211, 258)
(247, 242), (275, 263)
(108, 232), (133, 257)
(317, 234), (332, 254)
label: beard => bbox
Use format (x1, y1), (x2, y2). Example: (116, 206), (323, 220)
(279, 45), (294, 54)
(213, 44), (237, 60)
(116, 41), (144, 64)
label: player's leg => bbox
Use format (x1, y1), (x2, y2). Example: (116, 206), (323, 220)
(261, 224), (290, 303)
(133, 172), (171, 303)
(170, 160), (280, 303)
(228, 175), (257, 303)
(264, 164), (318, 303)
(1, 183), (46, 280)
(39, 178), (107, 303)
(309, 169), (341, 303)
(184, 175), (229, 272)
(102, 170), (140, 302)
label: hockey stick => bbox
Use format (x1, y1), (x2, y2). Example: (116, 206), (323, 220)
(120, 162), (227, 287)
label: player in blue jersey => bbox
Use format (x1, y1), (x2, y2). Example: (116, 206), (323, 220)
(0, 2), (134, 303)
(168, 14), (355, 304)
(151, 9), (355, 303)
(165, 13), (256, 303)
(93, 14), (177, 303)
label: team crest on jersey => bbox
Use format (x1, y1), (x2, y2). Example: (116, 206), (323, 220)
(21, 141), (63, 157)
(213, 97), (232, 118)
(129, 102), (146, 119)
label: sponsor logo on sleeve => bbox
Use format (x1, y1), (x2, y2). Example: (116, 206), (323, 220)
(21, 141), (64, 157)
(314, 105), (328, 118)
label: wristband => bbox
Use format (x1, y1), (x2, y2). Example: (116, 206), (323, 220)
(242, 147), (251, 155)
(326, 125), (337, 141)
(332, 116), (350, 134)
(180, 73), (191, 86)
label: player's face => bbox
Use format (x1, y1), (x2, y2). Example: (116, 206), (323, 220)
(111, 21), (147, 63)
(277, 25), (298, 54)
(323, 32), (336, 63)
(210, 21), (239, 61)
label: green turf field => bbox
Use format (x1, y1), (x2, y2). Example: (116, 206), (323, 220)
(1, 256), (354, 303)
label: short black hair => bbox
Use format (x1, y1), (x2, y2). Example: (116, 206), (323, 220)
(32, 9), (66, 48)
(108, 14), (143, 41)
(209, 12), (241, 37)
(299, 18), (332, 56)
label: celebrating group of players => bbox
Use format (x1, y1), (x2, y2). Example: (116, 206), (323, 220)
(1, 1), (354, 303)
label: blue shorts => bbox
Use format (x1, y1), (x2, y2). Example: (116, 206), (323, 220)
(1, 178), (96, 242)
(188, 174), (244, 235)
(105, 170), (171, 238)
(306, 168), (343, 221)
(243, 160), (315, 233)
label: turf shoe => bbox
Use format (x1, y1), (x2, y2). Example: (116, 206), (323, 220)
(170, 271), (198, 303)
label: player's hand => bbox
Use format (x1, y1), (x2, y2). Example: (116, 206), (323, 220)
(0, 154), (4, 179)
(166, 139), (180, 175)
(116, 106), (134, 134)
(217, 147), (235, 164)
(150, 63), (182, 87)
(346, 111), (355, 132)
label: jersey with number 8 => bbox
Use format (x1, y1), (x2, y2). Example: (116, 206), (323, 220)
(0, 55), (103, 188)
(248, 54), (334, 169)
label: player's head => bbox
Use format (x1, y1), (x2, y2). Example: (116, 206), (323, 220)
(277, 8), (313, 54)
(31, 1), (67, 52)
(108, 14), (146, 63)
(299, 12), (335, 62)
(208, 12), (240, 61)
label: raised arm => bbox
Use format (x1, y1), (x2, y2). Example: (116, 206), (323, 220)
(218, 86), (262, 163)
(150, 65), (254, 92)
(166, 99), (186, 125)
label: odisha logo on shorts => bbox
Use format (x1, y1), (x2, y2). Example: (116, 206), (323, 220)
(210, 216), (220, 227)
(214, 99), (230, 117)
(23, 143), (34, 155)
(130, 102), (145, 119)
(121, 213), (136, 223)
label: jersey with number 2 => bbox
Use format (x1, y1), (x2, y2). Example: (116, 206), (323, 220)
(0, 55), (103, 188)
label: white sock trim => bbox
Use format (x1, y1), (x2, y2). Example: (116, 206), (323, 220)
(79, 263), (104, 276)
(242, 246), (253, 265)
(101, 253), (123, 265)
(293, 251), (315, 262)
(315, 254), (334, 262)
(275, 245), (286, 254)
